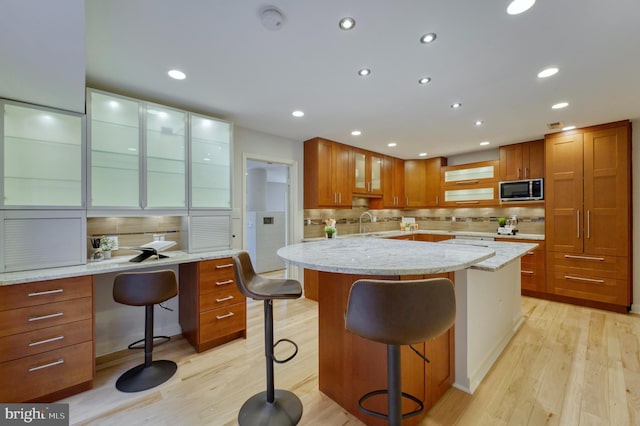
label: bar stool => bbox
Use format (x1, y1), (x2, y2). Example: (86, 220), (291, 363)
(345, 278), (456, 426)
(113, 269), (178, 392)
(233, 251), (303, 426)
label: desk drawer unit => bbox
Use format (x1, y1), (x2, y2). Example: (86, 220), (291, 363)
(179, 257), (247, 352)
(0, 276), (94, 402)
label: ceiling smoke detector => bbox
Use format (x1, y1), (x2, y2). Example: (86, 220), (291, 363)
(547, 121), (564, 130)
(259, 6), (285, 31)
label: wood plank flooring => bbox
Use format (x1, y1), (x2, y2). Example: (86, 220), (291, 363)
(61, 273), (640, 425)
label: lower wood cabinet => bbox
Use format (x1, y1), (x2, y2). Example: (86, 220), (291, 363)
(179, 257), (247, 352)
(0, 276), (95, 402)
(496, 238), (546, 294)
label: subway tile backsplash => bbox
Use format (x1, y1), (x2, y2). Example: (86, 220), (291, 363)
(304, 206), (545, 239)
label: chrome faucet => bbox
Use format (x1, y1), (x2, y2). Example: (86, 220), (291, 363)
(359, 211), (373, 234)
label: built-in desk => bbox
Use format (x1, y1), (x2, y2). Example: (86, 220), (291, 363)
(0, 249), (241, 403)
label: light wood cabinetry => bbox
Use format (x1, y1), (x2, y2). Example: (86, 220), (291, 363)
(545, 121), (631, 311)
(304, 137), (352, 208)
(404, 157), (447, 208)
(499, 139), (544, 181)
(179, 258), (247, 352)
(371, 156), (405, 208)
(441, 160), (499, 207)
(496, 238), (546, 294)
(352, 148), (382, 196)
(0, 276), (94, 402)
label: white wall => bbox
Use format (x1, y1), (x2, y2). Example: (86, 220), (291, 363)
(232, 126), (304, 250)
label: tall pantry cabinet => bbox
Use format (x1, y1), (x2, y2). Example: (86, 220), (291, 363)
(545, 120), (631, 311)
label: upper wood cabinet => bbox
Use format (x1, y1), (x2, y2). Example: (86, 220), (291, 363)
(352, 148), (382, 196)
(499, 139), (544, 181)
(373, 156), (404, 208)
(304, 137), (352, 209)
(441, 160), (499, 207)
(404, 157), (447, 208)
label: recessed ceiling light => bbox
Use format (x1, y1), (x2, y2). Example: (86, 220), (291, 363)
(418, 77), (431, 85)
(339, 17), (355, 30)
(538, 67), (559, 78)
(419, 152), (428, 157)
(451, 102), (462, 109)
(387, 142), (397, 147)
(552, 102), (569, 109)
(292, 110), (305, 117)
(168, 69), (186, 80)
(358, 68), (371, 77)
(507, 0), (536, 15)
(420, 33), (437, 44)
(480, 141), (491, 146)
(351, 130), (362, 136)
(474, 120), (484, 126)
(562, 125), (576, 131)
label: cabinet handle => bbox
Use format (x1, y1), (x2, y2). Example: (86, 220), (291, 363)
(576, 211), (580, 238)
(215, 295), (234, 303)
(334, 192), (337, 203)
(455, 201), (479, 205)
(28, 289), (63, 297)
(29, 335), (64, 347)
(526, 252), (535, 255)
(216, 312), (234, 320)
(339, 192), (342, 203)
(563, 254), (605, 261)
(28, 312), (63, 322)
(524, 168), (529, 179)
(517, 168), (521, 179)
(564, 275), (605, 284)
(406, 197), (409, 205)
(215, 279), (234, 286)
(215, 263), (233, 269)
(521, 270), (534, 275)
(587, 210), (590, 239)
(436, 195), (439, 206)
(455, 180), (480, 185)
(29, 359), (64, 372)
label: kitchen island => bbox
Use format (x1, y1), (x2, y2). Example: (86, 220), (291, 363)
(277, 237), (536, 425)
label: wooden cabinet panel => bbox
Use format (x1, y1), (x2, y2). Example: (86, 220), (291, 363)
(199, 286), (244, 311)
(404, 157), (446, 208)
(0, 275), (92, 311)
(304, 137), (352, 208)
(499, 139), (544, 181)
(303, 268), (319, 301)
(547, 270), (627, 306)
(199, 302), (247, 343)
(375, 156), (404, 208)
(353, 148), (382, 196)
(441, 160), (499, 207)
(497, 238), (546, 293)
(547, 251), (628, 280)
(0, 297), (92, 338)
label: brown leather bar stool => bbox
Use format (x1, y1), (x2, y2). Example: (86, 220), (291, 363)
(113, 269), (178, 392)
(345, 278), (456, 426)
(233, 251), (303, 426)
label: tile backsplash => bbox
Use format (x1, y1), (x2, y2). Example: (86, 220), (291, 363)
(304, 206), (545, 239)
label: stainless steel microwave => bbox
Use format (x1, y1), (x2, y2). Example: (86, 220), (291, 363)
(499, 178), (543, 202)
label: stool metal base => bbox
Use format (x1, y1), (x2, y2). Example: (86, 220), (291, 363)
(238, 390), (303, 426)
(115, 360), (177, 393)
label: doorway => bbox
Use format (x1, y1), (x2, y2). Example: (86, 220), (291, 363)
(244, 157), (291, 273)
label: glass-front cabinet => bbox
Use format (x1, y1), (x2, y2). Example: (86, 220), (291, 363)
(353, 149), (382, 195)
(2, 100), (85, 207)
(190, 114), (231, 209)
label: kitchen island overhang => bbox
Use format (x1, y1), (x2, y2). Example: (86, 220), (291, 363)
(277, 238), (537, 422)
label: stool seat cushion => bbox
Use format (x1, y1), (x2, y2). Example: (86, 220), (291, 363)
(345, 278), (455, 345)
(113, 269), (178, 306)
(233, 251), (302, 300)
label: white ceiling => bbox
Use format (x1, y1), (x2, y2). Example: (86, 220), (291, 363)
(4, 1), (640, 160)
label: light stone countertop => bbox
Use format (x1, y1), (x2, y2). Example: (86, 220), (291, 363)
(438, 239), (538, 272)
(0, 249), (241, 286)
(302, 229), (544, 242)
(277, 237), (496, 275)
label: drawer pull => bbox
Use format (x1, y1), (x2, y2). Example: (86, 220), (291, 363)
(521, 270), (534, 275)
(455, 201), (480, 205)
(28, 289), (63, 297)
(564, 275), (605, 284)
(215, 295), (234, 303)
(216, 312), (235, 320)
(526, 252), (535, 255)
(29, 335), (65, 347)
(563, 254), (605, 261)
(29, 358), (64, 372)
(215, 279), (234, 286)
(28, 312), (64, 322)
(455, 180), (480, 185)
(215, 263), (234, 269)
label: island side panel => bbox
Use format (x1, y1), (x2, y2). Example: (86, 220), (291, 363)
(318, 270), (455, 425)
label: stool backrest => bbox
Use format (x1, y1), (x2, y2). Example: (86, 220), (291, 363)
(233, 251), (261, 299)
(113, 269), (178, 306)
(345, 278), (455, 345)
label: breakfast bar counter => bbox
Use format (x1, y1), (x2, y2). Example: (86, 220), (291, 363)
(277, 237), (535, 425)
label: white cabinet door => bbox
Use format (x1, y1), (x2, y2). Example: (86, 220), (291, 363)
(2, 101), (84, 207)
(190, 114), (232, 209)
(88, 90), (141, 208)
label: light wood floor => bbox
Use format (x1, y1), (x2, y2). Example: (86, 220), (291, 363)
(62, 273), (640, 425)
